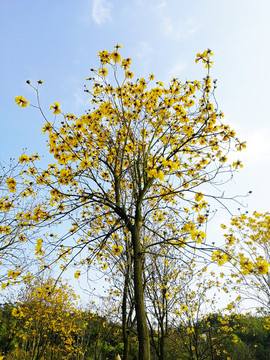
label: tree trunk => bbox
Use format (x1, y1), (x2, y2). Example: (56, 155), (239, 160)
(122, 261), (130, 360)
(131, 225), (151, 360)
(160, 325), (165, 360)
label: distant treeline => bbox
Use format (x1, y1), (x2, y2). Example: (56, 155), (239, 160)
(0, 301), (269, 360)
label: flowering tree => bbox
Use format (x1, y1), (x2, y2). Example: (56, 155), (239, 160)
(0, 160), (40, 288)
(11, 277), (85, 359)
(220, 212), (270, 313)
(3, 45), (247, 359)
(144, 242), (194, 360)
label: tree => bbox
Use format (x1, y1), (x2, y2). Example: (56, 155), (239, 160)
(5, 45), (246, 359)
(144, 243), (194, 360)
(219, 212), (270, 313)
(103, 229), (136, 360)
(0, 159), (40, 289)
(9, 277), (85, 359)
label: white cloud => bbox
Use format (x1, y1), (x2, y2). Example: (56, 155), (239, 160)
(73, 91), (90, 108)
(218, 115), (270, 168)
(239, 128), (270, 166)
(136, 0), (166, 10)
(186, 18), (200, 35)
(163, 16), (175, 37)
(162, 16), (200, 40)
(168, 62), (186, 78)
(156, 0), (167, 9)
(92, 0), (113, 25)
(136, 41), (154, 59)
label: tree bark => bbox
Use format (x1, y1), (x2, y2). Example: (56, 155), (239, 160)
(122, 261), (130, 360)
(132, 225), (150, 360)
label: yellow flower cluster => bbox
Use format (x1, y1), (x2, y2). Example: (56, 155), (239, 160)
(195, 49), (214, 68)
(212, 250), (229, 266)
(6, 178), (16, 193)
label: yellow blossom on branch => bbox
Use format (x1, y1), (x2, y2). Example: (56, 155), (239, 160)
(15, 95), (29, 108)
(212, 250), (229, 266)
(232, 160), (243, 169)
(50, 102), (61, 114)
(19, 154), (30, 163)
(111, 50), (121, 63)
(74, 270), (81, 279)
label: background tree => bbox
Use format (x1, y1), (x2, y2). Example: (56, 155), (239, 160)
(9, 277), (86, 360)
(0, 159), (41, 289)
(4, 45), (246, 359)
(219, 212), (270, 313)
(144, 242), (194, 360)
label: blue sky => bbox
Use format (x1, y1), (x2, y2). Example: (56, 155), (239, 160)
(1, 0), (270, 302)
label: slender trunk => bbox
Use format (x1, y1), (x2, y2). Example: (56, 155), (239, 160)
(159, 286), (167, 360)
(160, 339), (164, 360)
(122, 262), (130, 360)
(123, 328), (130, 360)
(132, 225), (150, 360)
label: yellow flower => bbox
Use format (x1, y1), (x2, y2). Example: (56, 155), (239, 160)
(195, 49), (214, 68)
(19, 154), (30, 163)
(197, 215), (206, 224)
(6, 178), (16, 193)
(232, 335), (238, 343)
(98, 50), (110, 64)
(111, 245), (123, 256)
(157, 171), (164, 181)
(15, 95), (29, 108)
(111, 51), (121, 63)
(50, 102), (61, 115)
(148, 169), (164, 181)
(98, 67), (108, 77)
(125, 70), (134, 79)
(19, 234), (26, 242)
(240, 258), (253, 274)
(12, 308), (19, 317)
(41, 122), (52, 133)
(255, 260), (269, 275)
(195, 192), (203, 202)
(212, 250), (229, 266)
(74, 270), (81, 279)
(219, 155), (227, 163)
(236, 141), (247, 151)
(35, 238), (43, 255)
(121, 57), (132, 69)
(232, 160), (243, 169)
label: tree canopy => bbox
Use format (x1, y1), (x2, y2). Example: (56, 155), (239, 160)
(1, 45), (251, 359)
